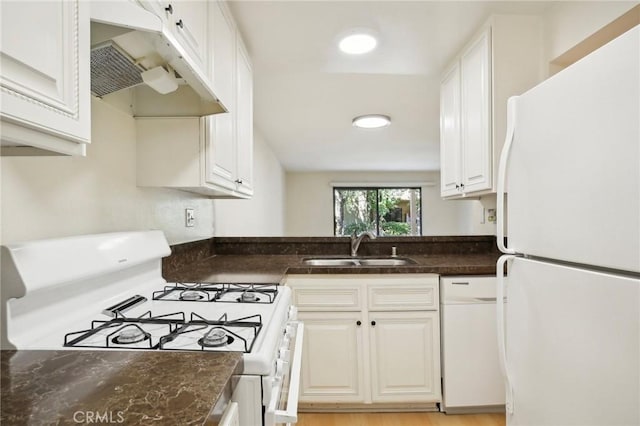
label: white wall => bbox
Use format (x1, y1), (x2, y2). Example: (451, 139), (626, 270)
(213, 131), (286, 236)
(0, 98), (216, 245)
(284, 171), (496, 236)
(543, 1), (638, 64)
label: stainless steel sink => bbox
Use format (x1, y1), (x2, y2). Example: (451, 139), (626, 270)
(357, 258), (416, 266)
(302, 257), (416, 267)
(302, 258), (359, 266)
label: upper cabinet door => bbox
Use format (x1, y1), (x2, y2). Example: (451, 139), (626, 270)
(211, 1), (236, 110)
(235, 39), (254, 196)
(460, 28), (492, 193)
(439, 64), (461, 197)
(0, 0), (90, 156)
(171, 1), (208, 72)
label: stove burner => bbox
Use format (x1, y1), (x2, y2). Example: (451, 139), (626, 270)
(180, 290), (206, 301)
(238, 291), (259, 303)
(112, 326), (150, 345)
(198, 328), (235, 348)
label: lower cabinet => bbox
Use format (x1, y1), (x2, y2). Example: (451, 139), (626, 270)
(287, 274), (441, 407)
(298, 311), (366, 403)
(369, 311), (440, 403)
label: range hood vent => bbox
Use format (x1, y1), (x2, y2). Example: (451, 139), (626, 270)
(91, 42), (144, 97)
(89, 2), (226, 117)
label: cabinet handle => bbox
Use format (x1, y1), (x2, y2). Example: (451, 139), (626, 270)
(356, 321), (361, 326)
(164, 4), (173, 14)
(460, 183), (465, 189)
(455, 184), (460, 189)
(371, 321), (376, 326)
(176, 19), (184, 29)
(235, 179), (243, 184)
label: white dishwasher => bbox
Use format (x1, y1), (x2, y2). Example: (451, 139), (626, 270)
(440, 276), (505, 413)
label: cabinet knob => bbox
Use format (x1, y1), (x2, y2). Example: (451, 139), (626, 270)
(460, 183), (465, 188)
(356, 320), (361, 326)
(164, 4), (173, 14)
(176, 19), (184, 29)
(371, 321), (376, 326)
(455, 184), (460, 189)
(235, 179), (243, 184)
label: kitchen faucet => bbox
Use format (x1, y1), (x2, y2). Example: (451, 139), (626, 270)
(350, 231), (376, 257)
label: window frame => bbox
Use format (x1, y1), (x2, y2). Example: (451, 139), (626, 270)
(332, 186), (423, 237)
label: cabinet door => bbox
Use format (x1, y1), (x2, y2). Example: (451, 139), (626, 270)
(369, 311), (440, 403)
(298, 312), (366, 403)
(204, 1), (236, 190)
(172, 1), (208, 72)
(210, 1), (235, 109)
(0, 0), (90, 155)
(235, 39), (253, 196)
(440, 63), (462, 197)
(460, 28), (492, 193)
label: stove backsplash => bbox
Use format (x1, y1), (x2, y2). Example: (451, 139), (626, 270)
(163, 236), (499, 276)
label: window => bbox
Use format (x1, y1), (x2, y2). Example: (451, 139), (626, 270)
(333, 187), (422, 236)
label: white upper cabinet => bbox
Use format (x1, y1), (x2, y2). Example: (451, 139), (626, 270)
(235, 37), (254, 196)
(0, 0), (91, 156)
(440, 64), (461, 197)
(206, 0), (237, 192)
(460, 30), (492, 194)
(440, 15), (542, 198)
(135, 1), (254, 199)
(139, 1), (208, 73)
(204, 0), (254, 197)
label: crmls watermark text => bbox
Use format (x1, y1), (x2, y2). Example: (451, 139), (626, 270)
(73, 411), (125, 424)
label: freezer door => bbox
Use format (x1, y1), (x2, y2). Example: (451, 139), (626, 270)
(504, 257), (639, 426)
(504, 26), (639, 272)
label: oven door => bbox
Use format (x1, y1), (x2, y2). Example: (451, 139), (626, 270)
(265, 321), (304, 426)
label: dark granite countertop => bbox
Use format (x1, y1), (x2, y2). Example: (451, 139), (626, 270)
(1, 350), (243, 426)
(165, 253), (500, 283)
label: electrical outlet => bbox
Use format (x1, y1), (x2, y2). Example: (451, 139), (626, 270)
(185, 208), (195, 227)
(487, 208), (496, 223)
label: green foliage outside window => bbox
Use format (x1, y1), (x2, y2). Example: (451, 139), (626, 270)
(334, 187), (421, 237)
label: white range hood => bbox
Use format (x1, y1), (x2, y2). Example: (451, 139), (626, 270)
(90, 1), (226, 117)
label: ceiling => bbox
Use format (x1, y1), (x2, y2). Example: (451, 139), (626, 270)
(228, 1), (553, 172)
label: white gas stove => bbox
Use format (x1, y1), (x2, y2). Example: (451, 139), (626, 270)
(0, 231), (302, 426)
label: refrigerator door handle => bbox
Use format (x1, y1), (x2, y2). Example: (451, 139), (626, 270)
(497, 254), (516, 414)
(497, 96), (518, 255)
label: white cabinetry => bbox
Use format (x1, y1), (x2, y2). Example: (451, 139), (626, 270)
(207, 1), (253, 196)
(440, 15), (542, 198)
(287, 274), (441, 407)
(136, 117), (249, 198)
(0, 0), (91, 156)
(234, 39), (254, 196)
(136, 1), (253, 198)
(298, 311), (366, 403)
(139, 0), (209, 73)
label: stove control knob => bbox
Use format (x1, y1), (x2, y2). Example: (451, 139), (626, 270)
(278, 348), (291, 361)
(288, 306), (298, 320)
(285, 324), (297, 337)
(275, 359), (288, 377)
(281, 335), (290, 348)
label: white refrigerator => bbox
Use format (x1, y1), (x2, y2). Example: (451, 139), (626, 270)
(496, 25), (640, 426)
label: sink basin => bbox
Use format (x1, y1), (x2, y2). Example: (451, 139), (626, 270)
(302, 257), (416, 267)
(302, 258), (359, 266)
(357, 258), (416, 266)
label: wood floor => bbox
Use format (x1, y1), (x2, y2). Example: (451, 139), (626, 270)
(297, 412), (505, 426)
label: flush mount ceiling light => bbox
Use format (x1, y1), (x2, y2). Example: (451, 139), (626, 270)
(339, 33), (377, 55)
(352, 114), (391, 129)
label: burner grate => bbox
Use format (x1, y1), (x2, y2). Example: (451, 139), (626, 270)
(152, 282), (279, 304)
(63, 311), (263, 353)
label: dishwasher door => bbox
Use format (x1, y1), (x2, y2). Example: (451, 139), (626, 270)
(440, 276), (505, 413)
